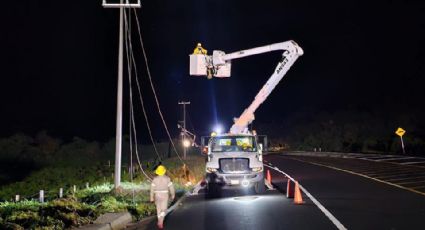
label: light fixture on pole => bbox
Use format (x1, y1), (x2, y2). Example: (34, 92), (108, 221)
(183, 139), (191, 148)
(178, 101), (190, 159)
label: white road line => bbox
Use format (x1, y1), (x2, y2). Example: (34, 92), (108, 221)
(374, 157), (416, 162)
(288, 158), (425, 197)
(358, 157), (389, 160)
(360, 169), (409, 175)
(397, 180), (425, 185)
(375, 172), (425, 180)
(400, 161), (425, 165)
(365, 169), (414, 176)
(387, 175), (425, 182)
(411, 185), (425, 189)
(264, 164), (348, 230)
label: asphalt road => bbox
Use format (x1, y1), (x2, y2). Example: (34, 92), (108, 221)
(265, 154), (425, 229)
(129, 154), (425, 230)
(129, 189), (335, 230)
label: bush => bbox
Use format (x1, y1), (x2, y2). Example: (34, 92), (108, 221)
(0, 135), (206, 229)
(128, 203), (156, 221)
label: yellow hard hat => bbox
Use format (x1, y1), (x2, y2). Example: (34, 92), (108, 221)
(155, 165), (166, 176)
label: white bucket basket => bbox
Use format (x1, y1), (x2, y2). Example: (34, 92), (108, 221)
(189, 54), (231, 78)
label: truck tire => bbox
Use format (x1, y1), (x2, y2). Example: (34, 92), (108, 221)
(254, 180), (266, 194)
(206, 182), (220, 198)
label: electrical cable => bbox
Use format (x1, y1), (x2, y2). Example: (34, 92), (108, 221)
(128, 77), (135, 203)
(132, 8), (185, 165)
(126, 9), (162, 162)
(126, 16), (135, 201)
(124, 9), (152, 182)
(186, 110), (196, 135)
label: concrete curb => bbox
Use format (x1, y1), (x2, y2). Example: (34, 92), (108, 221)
(167, 180), (205, 215)
(190, 179), (205, 195)
(166, 190), (189, 216)
(125, 216), (156, 230)
(76, 212), (132, 230)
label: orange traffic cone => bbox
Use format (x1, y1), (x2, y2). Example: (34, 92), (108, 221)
(294, 181), (304, 204)
(266, 170), (272, 184)
(286, 178), (294, 198)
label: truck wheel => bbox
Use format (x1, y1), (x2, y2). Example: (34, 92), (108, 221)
(206, 182), (220, 198)
(254, 180), (266, 194)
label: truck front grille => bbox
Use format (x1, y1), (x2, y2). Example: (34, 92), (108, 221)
(219, 158), (250, 173)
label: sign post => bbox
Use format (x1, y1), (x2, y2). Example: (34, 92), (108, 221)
(395, 127), (406, 154)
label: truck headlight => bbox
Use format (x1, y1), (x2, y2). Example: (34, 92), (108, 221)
(251, 167), (263, 172)
(206, 167), (218, 173)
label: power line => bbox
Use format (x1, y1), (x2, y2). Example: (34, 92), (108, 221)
(124, 9), (152, 181)
(126, 8), (136, 203)
(186, 109), (196, 134)
(132, 8), (185, 165)
(126, 9), (162, 162)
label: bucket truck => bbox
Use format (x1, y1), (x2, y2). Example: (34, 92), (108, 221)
(189, 41), (303, 195)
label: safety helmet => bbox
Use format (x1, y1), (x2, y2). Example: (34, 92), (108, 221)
(155, 165), (166, 176)
(197, 43), (202, 47)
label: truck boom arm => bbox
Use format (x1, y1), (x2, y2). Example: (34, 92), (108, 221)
(224, 41), (303, 134)
(190, 40), (303, 134)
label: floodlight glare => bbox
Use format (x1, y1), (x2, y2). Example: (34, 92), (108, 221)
(214, 125), (223, 134)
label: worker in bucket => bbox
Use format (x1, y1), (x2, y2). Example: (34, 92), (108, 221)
(150, 165), (175, 229)
(193, 42), (207, 55)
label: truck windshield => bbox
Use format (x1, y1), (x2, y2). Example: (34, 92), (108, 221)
(210, 136), (257, 152)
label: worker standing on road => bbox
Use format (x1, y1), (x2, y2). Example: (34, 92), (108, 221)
(150, 165), (175, 229)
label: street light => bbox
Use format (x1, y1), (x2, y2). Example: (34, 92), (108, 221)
(183, 139), (191, 148)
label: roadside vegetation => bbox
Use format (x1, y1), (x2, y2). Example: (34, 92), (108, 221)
(0, 132), (205, 229)
(258, 108), (425, 155)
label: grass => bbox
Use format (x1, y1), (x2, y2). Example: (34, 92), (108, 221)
(0, 155), (206, 229)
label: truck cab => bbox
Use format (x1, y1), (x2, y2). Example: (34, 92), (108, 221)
(205, 133), (265, 195)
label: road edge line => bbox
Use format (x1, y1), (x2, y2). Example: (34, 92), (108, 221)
(166, 191), (189, 216)
(265, 164), (348, 230)
(166, 179), (204, 216)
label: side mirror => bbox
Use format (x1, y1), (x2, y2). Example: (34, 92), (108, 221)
(258, 143), (263, 152)
(202, 146), (209, 154)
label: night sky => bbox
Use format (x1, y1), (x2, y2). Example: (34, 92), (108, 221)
(1, 0), (424, 141)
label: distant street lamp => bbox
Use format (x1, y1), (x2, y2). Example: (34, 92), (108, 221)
(183, 139), (191, 148)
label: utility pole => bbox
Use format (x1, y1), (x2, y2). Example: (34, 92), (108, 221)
(178, 101), (190, 159)
(102, 0), (141, 191)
